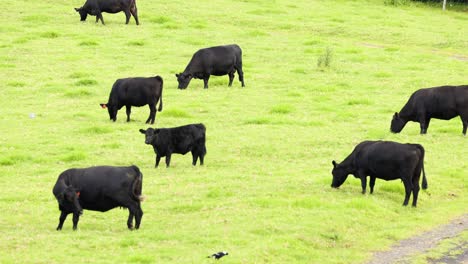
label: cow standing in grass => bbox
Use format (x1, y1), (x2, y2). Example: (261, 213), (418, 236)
(100, 76), (163, 124)
(176, 44), (245, 89)
(75, 0), (139, 25)
(53, 165), (144, 230)
(331, 141), (427, 207)
(139, 124), (207, 167)
(391, 85), (468, 135)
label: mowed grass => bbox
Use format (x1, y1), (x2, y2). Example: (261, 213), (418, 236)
(1, 0), (467, 263)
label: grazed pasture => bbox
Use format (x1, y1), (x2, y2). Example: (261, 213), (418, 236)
(0, 0), (467, 263)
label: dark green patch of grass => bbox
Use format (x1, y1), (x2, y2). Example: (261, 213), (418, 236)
(60, 152), (87, 162)
(102, 143), (121, 149)
(270, 104), (295, 114)
(74, 79), (98, 86)
(79, 40), (98, 46)
(7, 81), (26, 87)
(80, 126), (112, 135)
(150, 16), (172, 24)
(64, 89), (93, 97)
(128, 40), (145, 46)
(162, 109), (191, 118)
(68, 72), (90, 79)
(244, 117), (272, 125)
(40, 32), (59, 39)
(0, 155), (31, 166)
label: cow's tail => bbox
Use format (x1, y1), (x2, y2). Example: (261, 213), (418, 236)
(418, 145), (428, 190)
(156, 76), (163, 112)
(131, 165), (145, 202)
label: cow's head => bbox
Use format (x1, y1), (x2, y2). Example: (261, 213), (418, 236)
(56, 185), (83, 215)
(390, 112), (406, 133)
(100, 103), (117, 122)
(139, 128), (160, 145)
(175, 73), (192, 89)
(75, 7), (88, 21)
(331, 160), (349, 188)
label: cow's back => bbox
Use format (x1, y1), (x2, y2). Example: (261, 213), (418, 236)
(66, 166), (141, 209)
(113, 77), (162, 106)
(192, 45), (240, 69)
(356, 141), (421, 180)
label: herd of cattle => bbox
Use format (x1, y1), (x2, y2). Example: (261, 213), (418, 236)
(52, 0), (468, 230)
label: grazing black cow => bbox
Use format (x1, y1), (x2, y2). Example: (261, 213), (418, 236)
(139, 124), (207, 167)
(52, 165), (144, 230)
(75, 0), (139, 25)
(331, 141), (427, 207)
(100, 76), (163, 124)
(175, 44), (245, 89)
(391, 85), (468, 135)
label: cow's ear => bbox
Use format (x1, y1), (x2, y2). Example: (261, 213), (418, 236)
(100, 103), (107, 109)
(75, 7), (81, 12)
(139, 129), (146, 134)
(175, 73), (179, 78)
(394, 112), (399, 118)
(332, 160), (337, 168)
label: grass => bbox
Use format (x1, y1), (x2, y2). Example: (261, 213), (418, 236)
(1, 0), (467, 263)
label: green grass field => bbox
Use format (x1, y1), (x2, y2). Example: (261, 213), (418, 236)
(1, 0), (467, 263)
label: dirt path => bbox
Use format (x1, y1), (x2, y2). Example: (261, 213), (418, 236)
(367, 214), (468, 264)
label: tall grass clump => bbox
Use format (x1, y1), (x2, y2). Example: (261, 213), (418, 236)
(317, 47), (333, 68)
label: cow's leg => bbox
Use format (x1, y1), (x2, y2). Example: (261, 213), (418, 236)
(155, 155), (161, 168)
(237, 65), (245, 87)
(97, 13), (105, 25)
(360, 177), (367, 194)
(127, 209), (134, 229)
(369, 176), (376, 194)
(412, 178), (420, 207)
(135, 204), (143, 229)
(402, 178), (412, 206)
(72, 213), (80, 230)
(165, 154), (172, 167)
(126, 105), (131, 122)
(56, 211), (69, 231)
(146, 104), (156, 124)
(199, 145), (206, 165)
(357, 171), (367, 194)
(124, 10), (131, 24)
(228, 72), (235, 87)
(130, 6), (139, 25)
(460, 115), (467, 135)
(192, 150), (198, 166)
(203, 75), (210, 89)
(419, 116), (430, 134)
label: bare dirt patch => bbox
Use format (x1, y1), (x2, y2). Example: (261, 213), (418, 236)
(367, 214), (468, 264)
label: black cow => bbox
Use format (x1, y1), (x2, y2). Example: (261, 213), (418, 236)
(391, 85), (468, 135)
(75, 0), (139, 25)
(175, 44), (245, 89)
(139, 124), (207, 167)
(331, 141), (427, 207)
(52, 165), (144, 230)
(100, 76), (163, 124)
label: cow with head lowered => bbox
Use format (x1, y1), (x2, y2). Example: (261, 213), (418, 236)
(176, 44), (245, 89)
(139, 124), (207, 168)
(75, 0), (139, 25)
(331, 141), (427, 207)
(391, 85), (468, 135)
(100, 76), (163, 124)
(53, 165), (144, 230)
